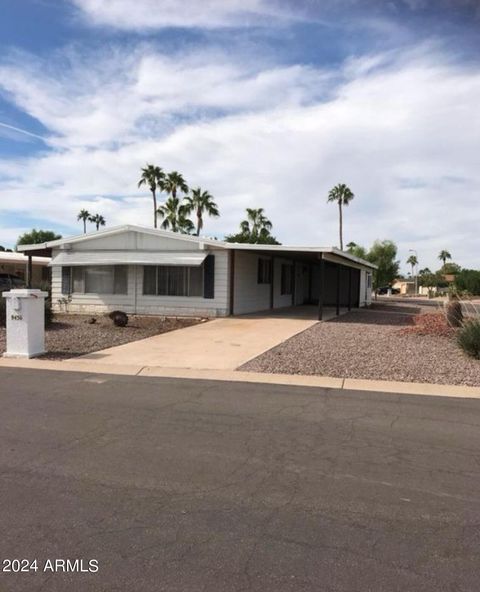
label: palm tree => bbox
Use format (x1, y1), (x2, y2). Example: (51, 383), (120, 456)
(89, 213), (106, 231)
(184, 188), (219, 236)
(406, 254), (418, 277)
(327, 184), (355, 250)
(438, 250), (452, 267)
(138, 164), (165, 229)
(77, 209), (91, 234)
(163, 171), (189, 200)
(157, 196), (193, 234)
(241, 208), (273, 238)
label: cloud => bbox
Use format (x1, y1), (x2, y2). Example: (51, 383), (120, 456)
(0, 42), (479, 271)
(70, 0), (294, 30)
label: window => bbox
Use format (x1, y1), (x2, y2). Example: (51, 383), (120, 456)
(70, 266), (128, 294)
(257, 258), (272, 284)
(143, 266), (203, 297)
(280, 264), (293, 295)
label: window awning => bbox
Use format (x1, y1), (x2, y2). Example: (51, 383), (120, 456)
(49, 251), (208, 267)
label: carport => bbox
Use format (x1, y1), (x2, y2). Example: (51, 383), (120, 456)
(228, 244), (374, 320)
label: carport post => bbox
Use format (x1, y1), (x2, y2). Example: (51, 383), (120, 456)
(318, 254), (324, 321)
(336, 264), (340, 316)
(348, 267), (352, 311)
(270, 256), (274, 309)
(26, 255), (33, 289)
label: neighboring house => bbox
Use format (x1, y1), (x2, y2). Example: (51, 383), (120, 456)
(392, 279), (416, 295)
(0, 251), (51, 288)
(17, 225), (376, 319)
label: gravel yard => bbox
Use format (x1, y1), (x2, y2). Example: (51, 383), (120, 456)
(0, 314), (202, 360)
(240, 303), (480, 386)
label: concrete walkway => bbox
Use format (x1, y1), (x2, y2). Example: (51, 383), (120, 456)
(76, 306), (330, 370)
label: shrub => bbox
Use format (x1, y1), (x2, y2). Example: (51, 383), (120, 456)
(446, 297), (463, 328)
(44, 298), (54, 327)
(108, 310), (128, 327)
(457, 320), (480, 359)
(455, 269), (480, 296)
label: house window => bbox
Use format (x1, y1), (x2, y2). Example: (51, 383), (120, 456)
(280, 264), (293, 295)
(70, 266), (128, 294)
(257, 258), (272, 284)
(143, 266), (203, 297)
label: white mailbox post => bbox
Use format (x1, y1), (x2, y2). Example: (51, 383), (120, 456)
(2, 289), (48, 358)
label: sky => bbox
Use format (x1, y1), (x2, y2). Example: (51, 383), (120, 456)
(0, 0), (479, 272)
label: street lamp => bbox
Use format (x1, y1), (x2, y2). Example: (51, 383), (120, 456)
(409, 249), (418, 295)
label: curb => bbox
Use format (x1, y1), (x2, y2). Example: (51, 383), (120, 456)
(1, 357), (479, 399)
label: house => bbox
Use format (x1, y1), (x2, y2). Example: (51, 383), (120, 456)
(392, 279), (416, 295)
(17, 225), (376, 319)
(0, 250), (51, 287)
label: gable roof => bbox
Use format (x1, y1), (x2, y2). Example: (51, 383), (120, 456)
(17, 224), (377, 269)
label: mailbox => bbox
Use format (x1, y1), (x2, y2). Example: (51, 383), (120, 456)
(2, 289), (48, 358)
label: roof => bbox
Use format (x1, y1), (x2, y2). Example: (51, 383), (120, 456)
(17, 224), (377, 270)
(0, 251), (51, 264)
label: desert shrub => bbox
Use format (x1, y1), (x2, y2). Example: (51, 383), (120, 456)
(108, 310), (128, 327)
(457, 320), (480, 359)
(446, 297), (463, 327)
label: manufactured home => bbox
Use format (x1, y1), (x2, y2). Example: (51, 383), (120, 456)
(17, 225), (375, 319)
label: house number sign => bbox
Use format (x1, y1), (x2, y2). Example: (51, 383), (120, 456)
(11, 314), (23, 321)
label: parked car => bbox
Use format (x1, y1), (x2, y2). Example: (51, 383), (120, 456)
(376, 286), (400, 295)
(0, 273), (26, 292)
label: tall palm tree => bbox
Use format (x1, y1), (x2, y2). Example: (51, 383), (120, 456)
(438, 250), (452, 267)
(184, 188), (219, 236)
(157, 196), (193, 234)
(138, 164), (165, 229)
(163, 171), (189, 200)
(406, 254), (418, 277)
(327, 184), (355, 250)
(89, 213), (106, 231)
(77, 209), (91, 234)
(241, 208), (273, 238)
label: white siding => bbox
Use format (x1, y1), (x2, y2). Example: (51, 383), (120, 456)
(359, 269), (372, 307)
(233, 252), (270, 315)
(73, 231), (202, 252)
(232, 252), (296, 315)
(273, 258), (294, 309)
(51, 248), (229, 318)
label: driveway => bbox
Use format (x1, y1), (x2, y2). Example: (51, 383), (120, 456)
(1, 368), (479, 591)
(76, 305), (329, 370)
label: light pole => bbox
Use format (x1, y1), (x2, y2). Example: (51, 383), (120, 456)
(409, 249), (418, 295)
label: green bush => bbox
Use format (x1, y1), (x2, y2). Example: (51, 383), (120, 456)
(455, 270), (480, 296)
(457, 320), (480, 359)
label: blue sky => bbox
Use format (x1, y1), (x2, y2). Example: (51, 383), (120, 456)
(0, 0), (479, 271)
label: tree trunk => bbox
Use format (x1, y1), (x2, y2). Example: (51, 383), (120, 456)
(339, 202), (343, 250)
(196, 209), (202, 236)
(152, 190), (157, 229)
(83, 219), (86, 234)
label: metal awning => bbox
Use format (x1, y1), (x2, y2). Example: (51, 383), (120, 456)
(49, 251), (208, 267)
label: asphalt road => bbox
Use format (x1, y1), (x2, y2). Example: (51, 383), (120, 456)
(1, 369), (479, 591)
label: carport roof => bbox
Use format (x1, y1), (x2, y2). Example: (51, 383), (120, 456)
(17, 224), (377, 270)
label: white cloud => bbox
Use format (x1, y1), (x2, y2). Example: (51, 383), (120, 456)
(71, 0), (294, 29)
(0, 43), (479, 271)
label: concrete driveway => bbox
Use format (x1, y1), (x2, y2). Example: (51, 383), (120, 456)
(76, 306), (332, 370)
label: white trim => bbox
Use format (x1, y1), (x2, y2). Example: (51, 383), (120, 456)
(49, 250), (207, 267)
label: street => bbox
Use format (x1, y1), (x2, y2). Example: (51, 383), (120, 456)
(0, 368), (479, 591)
